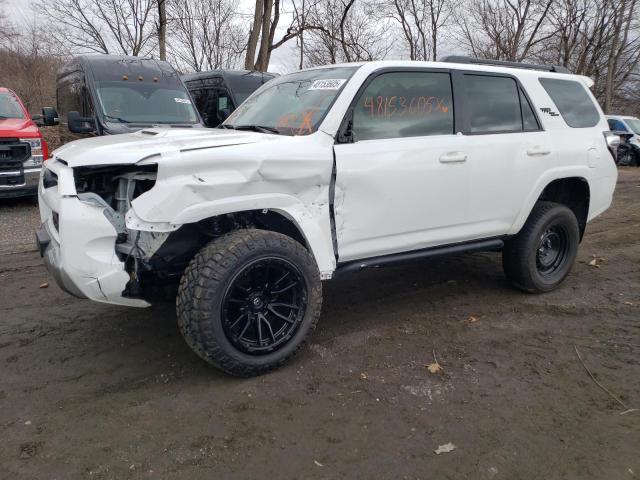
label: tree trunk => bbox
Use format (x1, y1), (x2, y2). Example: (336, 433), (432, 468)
(245, 0), (264, 70)
(157, 0), (167, 60)
(254, 0), (275, 71)
(604, 0), (625, 113)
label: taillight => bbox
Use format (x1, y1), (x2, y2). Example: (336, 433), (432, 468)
(603, 131), (619, 162)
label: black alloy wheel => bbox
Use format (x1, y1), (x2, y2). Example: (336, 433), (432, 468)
(221, 257), (307, 355)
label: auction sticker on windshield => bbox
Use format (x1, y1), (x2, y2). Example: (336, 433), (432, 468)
(308, 79), (347, 90)
(174, 97), (192, 104)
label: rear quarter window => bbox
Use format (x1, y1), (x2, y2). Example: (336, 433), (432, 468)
(539, 78), (600, 128)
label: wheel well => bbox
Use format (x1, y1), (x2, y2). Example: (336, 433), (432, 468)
(538, 177), (590, 239)
(135, 210), (309, 299)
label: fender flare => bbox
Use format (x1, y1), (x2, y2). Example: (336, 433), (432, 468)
(508, 167), (592, 235)
(132, 193), (337, 277)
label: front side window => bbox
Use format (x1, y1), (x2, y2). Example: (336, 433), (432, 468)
(189, 85), (234, 127)
(0, 92), (25, 119)
(57, 75), (83, 118)
(95, 81), (199, 124)
(463, 75), (522, 133)
(539, 78), (600, 128)
(352, 71), (454, 141)
(224, 67), (357, 136)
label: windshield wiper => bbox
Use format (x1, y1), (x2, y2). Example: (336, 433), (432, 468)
(230, 124), (281, 135)
(104, 115), (132, 123)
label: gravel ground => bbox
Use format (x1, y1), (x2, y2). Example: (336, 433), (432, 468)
(0, 169), (639, 479)
(0, 196), (39, 255)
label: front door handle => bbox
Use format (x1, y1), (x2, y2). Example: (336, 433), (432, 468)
(526, 145), (552, 156)
(439, 151), (467, 164)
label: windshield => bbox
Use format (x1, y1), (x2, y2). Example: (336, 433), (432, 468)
(0, 92), (25, 119)
(95, 81), (199, 124)
(224, 67), (357, 136)
(625, 118), (640, 134)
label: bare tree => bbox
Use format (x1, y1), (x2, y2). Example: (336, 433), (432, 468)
(387, 0), (452, 60)
(39, 0), (158, 56)
(168, 0), (245, 72)
(602, 0), (639, 111)
(157, 0), (167, 60)
(538, 0), (640, 112)
(0, 0), (18, 45)
(0, 17), (63, 112)
(302, 0), (393, 66)
(244, 0), (278, 70)
(456, 0), (555, 61)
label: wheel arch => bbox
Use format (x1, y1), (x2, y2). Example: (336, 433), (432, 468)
(538, 177), (590, 239)
(511, 172), (592, 239)
(155, 197), (337, 278)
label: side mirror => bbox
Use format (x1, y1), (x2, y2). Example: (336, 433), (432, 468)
(68, 111), (95, 133)
(31, 114), (44, 127)
(41, 107), (59, 126)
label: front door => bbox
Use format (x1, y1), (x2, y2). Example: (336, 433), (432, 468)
(333, 69), (469, 262)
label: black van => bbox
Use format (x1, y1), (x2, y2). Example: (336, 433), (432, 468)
(44, 55), (203, 141)
(182, 70), (275, 127)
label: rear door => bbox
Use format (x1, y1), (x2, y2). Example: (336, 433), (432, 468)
(452, 71), (552, 238)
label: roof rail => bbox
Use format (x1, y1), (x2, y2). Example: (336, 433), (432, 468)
(441, 56), (571, 74)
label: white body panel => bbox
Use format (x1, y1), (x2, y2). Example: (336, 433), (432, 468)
(37, 60), (618, 307)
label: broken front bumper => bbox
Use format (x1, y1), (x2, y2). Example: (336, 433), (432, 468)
(37, 165), (149, 307)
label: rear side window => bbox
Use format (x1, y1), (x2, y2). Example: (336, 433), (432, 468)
(463, 75), (520, 132)
(352, 71), (454, 141)
(461, 75), (540, 133)
(539, 78), (600, 128)
(520, 88), (539, 131)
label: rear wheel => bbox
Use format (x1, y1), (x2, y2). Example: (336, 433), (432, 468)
(503, 201), (580, 293)
(176, 229), (322, 377)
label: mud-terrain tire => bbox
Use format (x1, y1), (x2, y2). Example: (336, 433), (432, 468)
(176, 229), (322, 377)
(503, 201), (580, 293)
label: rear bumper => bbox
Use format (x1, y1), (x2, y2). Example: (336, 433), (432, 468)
(37, 163), (149, 307)
(0, 167), (40, 198)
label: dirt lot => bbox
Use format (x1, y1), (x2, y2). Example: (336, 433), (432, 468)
(1, 169), (639, 480)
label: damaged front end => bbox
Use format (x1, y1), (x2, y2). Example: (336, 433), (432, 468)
(72, 163), (181, 301)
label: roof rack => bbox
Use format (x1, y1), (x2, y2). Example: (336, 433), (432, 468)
(441, 56), (571, 74)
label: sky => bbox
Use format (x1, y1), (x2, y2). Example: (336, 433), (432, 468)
(4, 0), (299, 73)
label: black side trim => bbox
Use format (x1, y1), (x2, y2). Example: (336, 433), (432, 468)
(335, 238), (505, 276)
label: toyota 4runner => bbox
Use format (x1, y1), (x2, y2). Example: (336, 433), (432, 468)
(36, 57), (618, 376)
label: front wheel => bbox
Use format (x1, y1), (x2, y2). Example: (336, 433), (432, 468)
(176, 229), (322, 377)
(503, 201), (580, 293)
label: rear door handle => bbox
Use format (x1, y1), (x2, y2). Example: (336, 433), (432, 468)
(439, 151), (467, 164)
(526, 146), (552, 156)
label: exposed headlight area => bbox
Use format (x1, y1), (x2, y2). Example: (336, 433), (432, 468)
(74, 164), (158, 212)
(20, 138), (43, 167)
(73, 164), (158, 244)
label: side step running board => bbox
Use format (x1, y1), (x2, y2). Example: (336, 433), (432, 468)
(335, 238), (504, 276)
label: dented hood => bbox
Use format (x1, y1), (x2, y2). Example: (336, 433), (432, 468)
(51, 127), (273, 167)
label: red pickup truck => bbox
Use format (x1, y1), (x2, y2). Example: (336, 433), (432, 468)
(0, 87), (49, 198)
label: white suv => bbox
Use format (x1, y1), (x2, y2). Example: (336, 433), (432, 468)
(36, 57), (618, 376)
